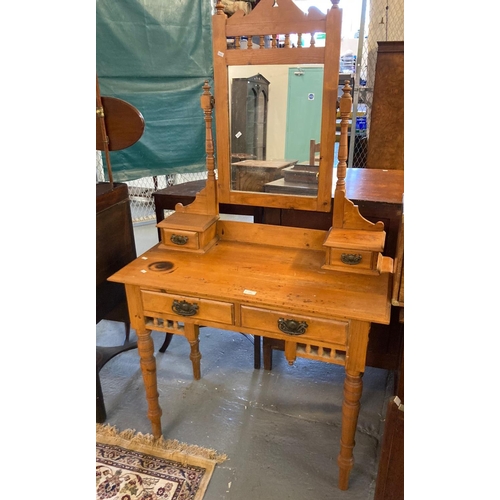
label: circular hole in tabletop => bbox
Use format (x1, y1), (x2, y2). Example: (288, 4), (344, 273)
(148, 261), (175, 272)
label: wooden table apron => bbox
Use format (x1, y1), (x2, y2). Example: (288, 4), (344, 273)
(109, 233), (392, 489)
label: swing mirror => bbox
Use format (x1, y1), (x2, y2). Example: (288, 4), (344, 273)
(212, 0), (343, 213)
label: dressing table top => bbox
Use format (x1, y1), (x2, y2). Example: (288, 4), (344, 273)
(110, 221), (392, 326)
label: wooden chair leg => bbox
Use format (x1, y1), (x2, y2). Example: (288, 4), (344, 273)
(96, 324), (138, 424)
(159, 333), (174, 353)
(254, 335), (261, 369)
(124, 322), (131, 343)
(263, 337), (273, 370)
(96, 367), (106, 423)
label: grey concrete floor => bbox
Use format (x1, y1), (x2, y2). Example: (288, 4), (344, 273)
(96, 221), (393, 500)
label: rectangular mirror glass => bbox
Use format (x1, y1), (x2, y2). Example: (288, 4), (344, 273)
(228, 64), (324, 197)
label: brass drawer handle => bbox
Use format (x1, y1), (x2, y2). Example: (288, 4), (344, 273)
(171, 234), (189, 245)
(341, 253), (362, 265)
(172, 299), (199, 316)
(278, 318), (308, 336)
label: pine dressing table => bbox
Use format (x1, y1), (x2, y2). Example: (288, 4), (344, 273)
(109, 0), (394, 490)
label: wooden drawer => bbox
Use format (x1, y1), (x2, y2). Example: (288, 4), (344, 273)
(329, 248), (377, 271)
(141, 290), (234, 325)
(160, 228), (199, 250)
(240, 306), (348, 345)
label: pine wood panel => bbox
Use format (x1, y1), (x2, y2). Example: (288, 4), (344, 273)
(240, 305), (348, 344)
(109, 235), (392, 326)
(141, 290), (234, 326)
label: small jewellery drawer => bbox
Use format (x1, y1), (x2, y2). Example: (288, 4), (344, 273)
(160, 228), (199, 250)
(329, 249), (376, 271)
(141, 290), (234, 325)
(240, 306), (348, 345)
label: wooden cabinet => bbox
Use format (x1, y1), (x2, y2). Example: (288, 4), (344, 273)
(96, 182), (137, 423)
(230, 73), (270, 161)
(96, 182), (137, 323)
(366, 41), (404, 170)
(374, 395), (404, 500)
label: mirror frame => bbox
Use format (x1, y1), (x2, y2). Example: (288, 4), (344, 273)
(212, 0), (342, 212)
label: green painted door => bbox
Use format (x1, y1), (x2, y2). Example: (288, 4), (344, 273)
(284, 67), (324, 164)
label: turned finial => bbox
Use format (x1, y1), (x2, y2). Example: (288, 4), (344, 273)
(340, 81), (352, 112)
(335, 81), (353, 190)
(200, 80), (214, 111)
(215, 1), (224, 14)
(331, 0), (340, 8)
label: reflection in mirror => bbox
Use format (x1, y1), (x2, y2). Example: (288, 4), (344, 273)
(230, 73), (269, 162)
(228, 64), (323, 196)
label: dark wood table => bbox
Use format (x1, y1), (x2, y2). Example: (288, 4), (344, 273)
(263, 168), (403, 259)
(153, 180), (262, 240)
(231, 159), (297, 192)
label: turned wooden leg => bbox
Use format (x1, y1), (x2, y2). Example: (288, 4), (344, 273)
(136, 327), (163, 438)
(338, 371), (363, 490)
(337, 320), (370, 490)
(184, 323), (201, 380)
(284, 340), (297, 366)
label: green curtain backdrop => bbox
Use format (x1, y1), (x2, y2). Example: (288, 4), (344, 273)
(96, 0), (214, 182)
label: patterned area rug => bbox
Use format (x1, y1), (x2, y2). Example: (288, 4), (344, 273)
(96, 424), (227, 500)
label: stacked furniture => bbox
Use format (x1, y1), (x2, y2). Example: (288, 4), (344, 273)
(96, 79), (145, 422)
(96, 182), (137, 422)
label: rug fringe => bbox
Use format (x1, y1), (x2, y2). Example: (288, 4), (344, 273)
(96, 424), (227, 464)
